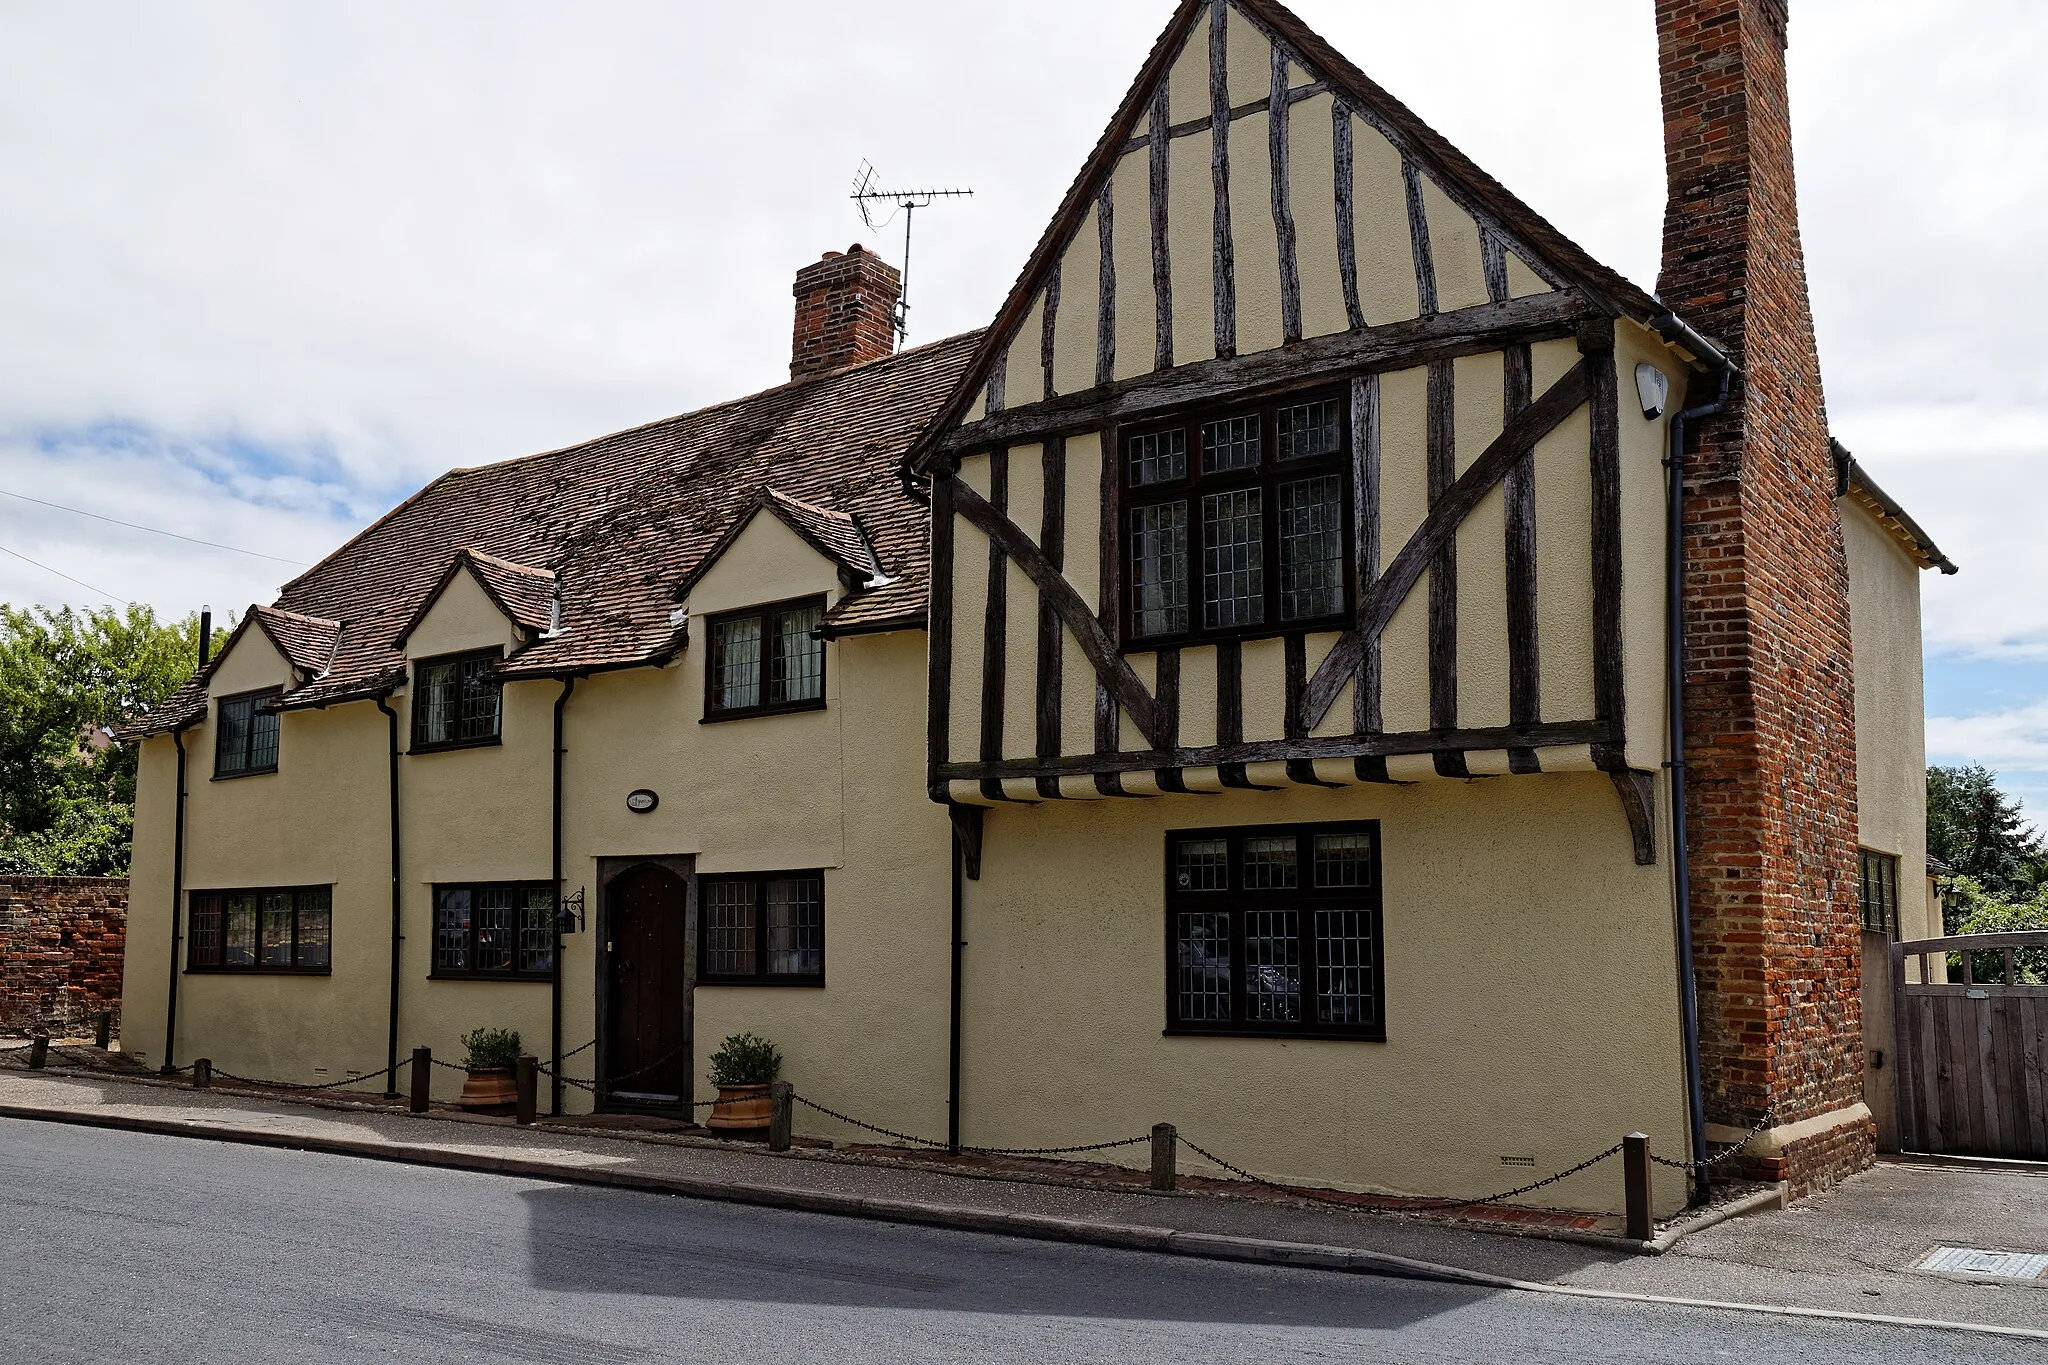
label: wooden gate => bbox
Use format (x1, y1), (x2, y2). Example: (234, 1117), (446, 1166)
(1890, 931), (2048, 1158)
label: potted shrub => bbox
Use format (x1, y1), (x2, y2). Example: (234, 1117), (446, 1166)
(456, 1027), (522, 1114)
(704, 1032), (781, 1136)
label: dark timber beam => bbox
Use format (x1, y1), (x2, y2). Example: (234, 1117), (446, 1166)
(1610, 768), (1657, 866)
(1302, 355), (1597, 729)
(938, 718), (1615, 783)
(951, 478), (1165, 751)
(938, 291), (1599, 456)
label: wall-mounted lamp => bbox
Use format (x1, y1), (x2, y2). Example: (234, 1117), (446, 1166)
(557, 887), (586, 935)
(1635, 362), (1669, 420)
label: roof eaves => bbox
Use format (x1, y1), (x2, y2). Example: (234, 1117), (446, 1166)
(1832, 440), (1957, 575)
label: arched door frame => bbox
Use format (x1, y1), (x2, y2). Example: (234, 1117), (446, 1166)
(594, 855), (696, 1113)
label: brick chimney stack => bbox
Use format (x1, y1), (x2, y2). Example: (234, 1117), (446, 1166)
(1656, 0), (1871, 1196)
(790, 245), (902, 381)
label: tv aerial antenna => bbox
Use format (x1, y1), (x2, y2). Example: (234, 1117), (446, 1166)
(851, 160), (973, 349)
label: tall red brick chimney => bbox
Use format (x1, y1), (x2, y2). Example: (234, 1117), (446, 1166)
(790, 244), (902, 381)
(1656, 0), (1871, 1195)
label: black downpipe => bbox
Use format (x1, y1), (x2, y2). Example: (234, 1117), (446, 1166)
(375, 696), (403, 1098)
(551, 676), (578, 1117)
(947, 822), (964, 1153)
(160, 610), (210, 1075)
(1653, 311), (1734, 1203)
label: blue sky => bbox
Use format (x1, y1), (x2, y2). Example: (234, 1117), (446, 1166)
(1, 0), (2043, 820)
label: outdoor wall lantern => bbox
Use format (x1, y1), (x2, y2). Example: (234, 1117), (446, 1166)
(557, 888), (586, 935)
(626, 788), (659, 813)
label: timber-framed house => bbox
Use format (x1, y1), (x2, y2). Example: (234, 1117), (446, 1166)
(119, 0), (1954, 1216)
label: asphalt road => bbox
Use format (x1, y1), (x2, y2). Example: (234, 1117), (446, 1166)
(0, 1119), (2026, 1364)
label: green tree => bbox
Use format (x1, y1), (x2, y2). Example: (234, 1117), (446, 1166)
(1926, 763), (2047, 902)
(0, 604), (214, 875)
(1940, 874), (2048, 983)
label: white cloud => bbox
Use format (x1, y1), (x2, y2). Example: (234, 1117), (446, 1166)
(0, 0), (2042, 657)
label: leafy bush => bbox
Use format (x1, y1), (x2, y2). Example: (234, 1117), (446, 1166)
(460, 1027), (522, 1072)
(708, 1032), (781, 1087)
(1943, 876), (2048, 983)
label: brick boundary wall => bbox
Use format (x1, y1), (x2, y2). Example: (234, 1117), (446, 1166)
(1655, 0), (1874, 1194)
(0, 876), (128, 1035)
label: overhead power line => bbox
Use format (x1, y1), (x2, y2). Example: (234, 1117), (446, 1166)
(0, 487), (309, 566)
(0, 541), (124, 605)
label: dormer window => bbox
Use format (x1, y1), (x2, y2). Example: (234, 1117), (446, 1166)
(214, 689), (282, 779)
(412, 649), (503, 752)
(704, 595), (826, 721)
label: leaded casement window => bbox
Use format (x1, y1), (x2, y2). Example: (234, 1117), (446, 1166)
(431, 883), (556, 979)
(1122, 391), (1351, 646)
(213, 689), (282, 778)
(704, 596), (826, 721)
(698, 871), (825, 985)
(410, 650), (503, 752)
(1859, 849), (1902, 938)
(187, 886), (331, 973)
(1165, 822), (1384, 1040)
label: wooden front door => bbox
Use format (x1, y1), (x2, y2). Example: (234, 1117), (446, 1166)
(606, 863), (690, 1106)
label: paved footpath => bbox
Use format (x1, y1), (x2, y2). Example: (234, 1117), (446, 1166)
(2, 1064), (2044, 1339)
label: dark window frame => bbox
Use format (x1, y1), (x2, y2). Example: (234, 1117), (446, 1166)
(696, 869), (827, 986)
(1859, 848), (1901, 939)
(1119, 389), (1354, 651)
(409, 648), (505, 754)
(1163, 821), (1385, 1041)
(701, 595), (829, 723)
(185, 885), (332, 974)
(429, 881), (556, 981)
(212, 688), (283, 779)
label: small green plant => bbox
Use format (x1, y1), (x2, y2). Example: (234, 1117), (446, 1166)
(460, 1027), (522, 1072)
(708, 1032), (781, 1087)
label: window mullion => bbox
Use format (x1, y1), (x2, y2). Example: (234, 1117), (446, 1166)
(1263, 410), (1283, 630)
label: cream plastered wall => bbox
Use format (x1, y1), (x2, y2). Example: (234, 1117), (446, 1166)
(984, 0), (1558, 414)
(1843, 497), (1932, 1149)
(119, 627), (392, 1082)
(943, 331), (1689, 790)
(956, 769), (1691, 1215)
(404, 564), (522, 659)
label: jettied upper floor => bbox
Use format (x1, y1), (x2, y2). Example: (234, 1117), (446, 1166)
(908, 0), (1720, 864)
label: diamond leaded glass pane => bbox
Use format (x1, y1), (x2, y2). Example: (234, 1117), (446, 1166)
(1130, 502), (1189, 638)
(765, 876), (824, 976)
(1202, 489), (1264, 629)
(713, 616), (763, 712)
(1128, 428), (1187, 486)
(1243, 909), (1300, 1022)
(296, 888), (331, 969)
(770, 605), (823, 705)
(705, 880), (757, 976)
(1277, 399), (1342, 460)
(1177, 911), (1233, 1022)
(1278, 474), (1343, 621)
(1175, 838), (1229, 892)
(1202, 415), (1261, 472)
(1315, 907), (1374, 1024)
(1313, 833), (1373, 888)
(1243, 836), (1297, 889)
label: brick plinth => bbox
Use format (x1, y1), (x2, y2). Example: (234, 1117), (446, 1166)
(0, 876), (127, 1035)
(791, 244), (902, 381)
(1656, 0), (1869, 1196)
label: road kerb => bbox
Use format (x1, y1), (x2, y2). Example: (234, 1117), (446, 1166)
(2, 1100), (2043, 1343)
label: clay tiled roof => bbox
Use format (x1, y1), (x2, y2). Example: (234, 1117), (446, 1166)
(392, 548), (558, 648)
(677, 487), (890, 604)
(115, 605), (344, 741)
(122, 332), (980, 739)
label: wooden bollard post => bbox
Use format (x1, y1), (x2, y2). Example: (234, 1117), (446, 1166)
(1152, 1123), (1177, 1192)
(1623, 1132), (1653, 1243)
(191, 1058), (212, 1089)
(409, 1048), (431, 1113)
(27, 1036), (48, 1069)
(768, 1082), (793, 1152)
(515, 1056), (538, 1126)
(94, 1013), (112, 1050)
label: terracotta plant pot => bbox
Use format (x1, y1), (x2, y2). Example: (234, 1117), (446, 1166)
(705, 1081), (772, 1134)
(457, 1067), (518, 1115)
